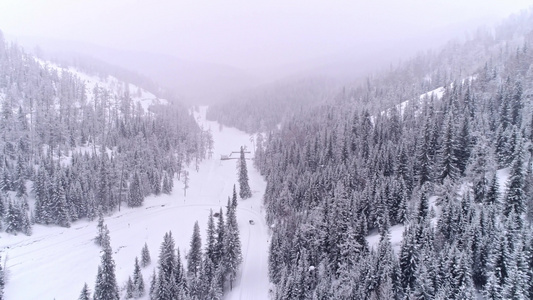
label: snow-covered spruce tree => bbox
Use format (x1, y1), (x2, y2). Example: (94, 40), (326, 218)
(205, 209), (216, 264)
(202, 256), (223, 300)
(224, 199), (242, 290)
(125, 276), (134, 299)
(213, 207), (226, 288)
(187, 221), (202, 278)
(436, 111), (460, 182)
(415, 117), (435, 185)
(94, 213), (105, 246)
(78, 283), (91, 300)
(33, 167), (50, 224)
(174, 248), (188, 298)
(148, 270), (157, 299)
(182, 170), (189, 197)
(153, 231), (188, 299)
(4, 200), (19, 235)
(132, 257), (145, 298)
(199, 211), (224, 299)
(0, 194), (4, 231)
(504, 138), (526, 220)
(93, 227), (119, 300)
(0, 255), (4, 300)
(238, 146), (252, 199)
(161, 171), (172, 194)
(127, 172), (143, 207)
(187, 221), (203, 298)
(231, 184), (238, 210)
(141, 242), (151, 267)
(51, 173), (70, 228)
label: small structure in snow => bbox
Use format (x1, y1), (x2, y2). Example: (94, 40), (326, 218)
(249, 220), (255, 225)
(220, 150), (252, 160)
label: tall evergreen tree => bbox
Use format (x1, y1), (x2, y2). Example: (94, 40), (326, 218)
(154, 231), (179, 299)
(187, 221), (203, 278)
(0, 255), (4, 300)
(93, 228), (119, 300)
(205, 209), (216, 263)
(78, 283), (90, 300)
(504, 139), (526, 219)
(231, 184), (238, 210)
(238, 146), (252, 199)
(224, 200), (242, 290)
(127, 172), (143, 207)
(437, 112), (460, 182)
(213, 208), (225, 268)
(132, 256), (145, 298)
(141, 242), (151, 267)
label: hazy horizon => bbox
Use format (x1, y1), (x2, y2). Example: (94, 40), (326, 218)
(1, 1), (531, 70)
(1, 1), (531, 103)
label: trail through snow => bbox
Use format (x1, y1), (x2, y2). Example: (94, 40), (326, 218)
(0, 106), (270, 300)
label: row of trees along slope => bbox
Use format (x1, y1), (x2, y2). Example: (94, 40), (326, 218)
(246, 11), (533, 299)
(0, 30), (212, 234)
(84, 186), (243, 300)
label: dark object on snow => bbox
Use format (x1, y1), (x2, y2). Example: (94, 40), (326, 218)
(220, 150), (252, 160)
(249, 220), (255, 225)
(214, 212), (220, 218)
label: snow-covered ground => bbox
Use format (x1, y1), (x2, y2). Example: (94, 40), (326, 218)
(0, 106), (270, 300)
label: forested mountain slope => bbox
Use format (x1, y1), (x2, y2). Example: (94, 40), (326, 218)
(206, 76), (339, 134)
(0, 31), (211, 234)
(249, 11), (533, 299)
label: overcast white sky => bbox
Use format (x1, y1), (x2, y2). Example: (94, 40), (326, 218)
(0, 0), (531, 69)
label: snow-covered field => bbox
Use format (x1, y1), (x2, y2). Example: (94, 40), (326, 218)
(0, 106), (270, 300)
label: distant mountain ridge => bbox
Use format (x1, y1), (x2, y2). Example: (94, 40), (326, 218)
(9, 35), (261, 105)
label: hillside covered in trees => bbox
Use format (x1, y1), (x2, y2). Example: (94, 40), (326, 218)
(0, 30), (211, 234)
(208, 11), (533, 299)
(206, 76), (339, 134)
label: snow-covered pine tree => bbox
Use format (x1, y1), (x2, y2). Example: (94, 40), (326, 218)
(125, 276), (134, 299)
(504, 138), (526, 220)
(205, 209), (216, 263)
(161, 171), (172, 194)
(0, 255), (4, 300)
(51, 174), (70, 228)
(127, 172), (143, 207)
(154, 231), (178, 299)
(174, 248), (188, 297)
(437, 112), (460, 182)
(187, 221), (203, 298)
(149, 269), (157, 300)
(78, 283), (90, 300)
(141, 242), (151, 267)
(94, 213), (105, 246)
(132, 256), (145, 298)
(93, 228), (119, 300)
(182, 170), (189, 197)
(224, 199), (242, 290)
(188, 221), (202, 277)
(231, 184), (238, 210)
(5, 200), (19, 234)
(238, 146), (252, 199)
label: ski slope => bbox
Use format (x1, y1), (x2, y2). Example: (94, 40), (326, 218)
(1, 106), (270, 300)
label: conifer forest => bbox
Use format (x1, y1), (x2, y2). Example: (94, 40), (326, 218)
(1, 2), (533, 300)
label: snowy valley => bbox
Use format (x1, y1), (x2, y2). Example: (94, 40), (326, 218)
(1, 106), (270, 300)
(2, 3), (533, 300)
